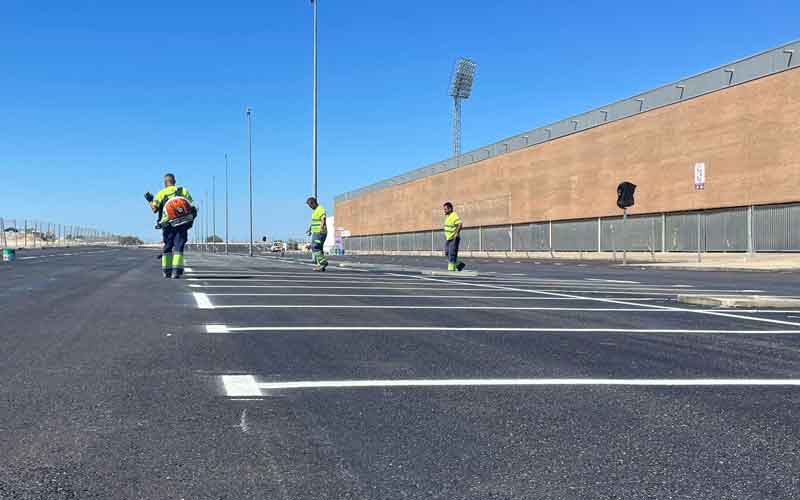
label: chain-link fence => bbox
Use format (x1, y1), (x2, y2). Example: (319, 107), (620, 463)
(0, 218), (120, 248)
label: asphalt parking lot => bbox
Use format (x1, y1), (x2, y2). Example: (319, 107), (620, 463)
(3, 248), (800, 498)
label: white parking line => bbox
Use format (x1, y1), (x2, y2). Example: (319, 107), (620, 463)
(585, 278), (640, 284)
(251, 378), (800, 391)
(222, 375), (262, 397)
(204, 293), (667, 301)
(205, 324), (800, 335)
(206, 304), (791, 312)
(405, 274), (800, 328)
(193, 292), (215, 309)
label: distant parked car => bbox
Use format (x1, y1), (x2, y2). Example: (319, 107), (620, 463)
(3, 227), (18, 232)
(270, 241), (285, 252)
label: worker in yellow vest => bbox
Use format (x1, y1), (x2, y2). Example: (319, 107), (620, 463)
(443, 201), (465, 272)
(306, 197), (329, 272)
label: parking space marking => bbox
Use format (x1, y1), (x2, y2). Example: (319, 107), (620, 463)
(204, 293), (667, 301)
(585, 278), (640, 284)
(406, 274), (800, 328)
(247, 378), (800, 392)
(205, 324), (800, 335)
(193, 292), (215, 309)
(206, 304), (789, 313)
(222, 375), (262, 397)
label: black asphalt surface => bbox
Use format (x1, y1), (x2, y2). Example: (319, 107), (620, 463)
(2, 248), (800, 499)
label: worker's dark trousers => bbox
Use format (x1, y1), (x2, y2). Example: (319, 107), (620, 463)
(311, 232), (328, 267)
(444, 236), (461, 270)
(162, 226), (188, 276)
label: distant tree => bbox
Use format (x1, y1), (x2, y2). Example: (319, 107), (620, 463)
(119, 236), (144, 246)
(206, 235), (223, 243)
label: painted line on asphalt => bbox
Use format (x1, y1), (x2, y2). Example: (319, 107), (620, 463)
(193, 292), (215, 309)
(205, 304), (795, 312)
(402, 274), (800, 329)
(219, 375), (800, 395)
(584, 278), (640, 284)
(203, 293), (667, 301)
(205, 324), (800, 335)
(222, 375), (262, 397)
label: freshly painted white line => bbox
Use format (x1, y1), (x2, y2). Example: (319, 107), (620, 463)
(222, 375), (262, 397)
(585, 278), (640, 284)
(209, 304), (777, 312)
(204, 293), (666, 301)
(403, 274), (800, 328)
(184, 267), (193, 272)
(206, 324), (230, 333)
(672, 285), (693, 288)
(255, 378), (800, 390)
(20, 256), (37, 260)
(207, 324), (800, 335)
(193, 292), (215, 309)
(186, 278), (430, 285)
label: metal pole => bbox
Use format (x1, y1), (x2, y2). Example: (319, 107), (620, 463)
(622, 208), (628, 265)
(747, 205), (754, 255)
(24, 220), (27, 248)
(246, 107), (254, 257)
(225, 154), (230, 255)
(212, 175), (216, 253)
(311, 0), (318, 199)
(205, 191), (209, 253)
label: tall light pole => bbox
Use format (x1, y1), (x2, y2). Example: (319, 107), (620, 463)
(205, 190), (209, 252)
(448, 58), (477, 165)
(311, 0), (318, 199)
(212, 175), (216, 253)
(246, 106), (254, 257)
(225, 153), (230, 255)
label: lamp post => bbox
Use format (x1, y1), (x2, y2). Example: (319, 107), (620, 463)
(212, 175), (216, 252)
(311, 0), (318, 199)
(225, 153), (230, 255)
(246, 106), (254, 257)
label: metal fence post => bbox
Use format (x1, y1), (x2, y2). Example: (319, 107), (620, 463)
(478, 226), (482, 252)
(509, 223), (514, 253)
(548, 220), (553, 258)
(661, 213), (666, 252)
(622, 208), (628, 265)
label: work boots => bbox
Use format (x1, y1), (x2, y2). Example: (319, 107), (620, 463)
(172, 269), (184, 279)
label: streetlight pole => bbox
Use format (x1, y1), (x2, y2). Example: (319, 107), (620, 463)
(225, 153), (230, 255)
(246, 106), (254, 257)
(212, 175), (216, 253)
(311, 0), (318, 200)
(205, 190), (209, 252)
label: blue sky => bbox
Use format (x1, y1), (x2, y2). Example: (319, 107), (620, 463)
(1, 1), (798, 242)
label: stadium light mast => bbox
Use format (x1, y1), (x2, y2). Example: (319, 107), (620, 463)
(448, 57), (477, 165)
(246, 106), (254, 257)
(310, 0), (319, 200)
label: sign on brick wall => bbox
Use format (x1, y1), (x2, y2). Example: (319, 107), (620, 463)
(694, 163), (706, 190)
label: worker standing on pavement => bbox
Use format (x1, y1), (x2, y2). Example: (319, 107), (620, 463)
(306, 196), (329, 272)
(145, 173), (196, 279)
(443, 201), (466, 272)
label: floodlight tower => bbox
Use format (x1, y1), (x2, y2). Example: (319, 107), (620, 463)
(448, 57), (477, 163)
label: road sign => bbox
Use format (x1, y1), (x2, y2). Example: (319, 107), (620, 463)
(694, 163), (706, 190)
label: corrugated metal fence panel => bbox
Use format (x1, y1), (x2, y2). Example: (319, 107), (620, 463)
(790, 205), (800, 250)
(433, 230), (446, 251)
(600, 215), (662, 251)
(665, 212), (705, 251)
(398, 233), (414, 251)
(754, 204), (790, 251)
(481, 225), (511, 251)
(459, 227), (480, 252)
(511, 222), (550, 251)
(370, 235), (383, 252)
(384, 233), (399, 252)
(414, 231), (431, 251)
(552, 219), (597, 251)
(705, 207), (748, 251)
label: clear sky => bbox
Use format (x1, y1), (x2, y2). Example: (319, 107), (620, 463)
(1, 1), (798, 242)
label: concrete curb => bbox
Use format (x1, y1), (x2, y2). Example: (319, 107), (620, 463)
(677, 294), (800, 308)
(625, 265), (800, 273)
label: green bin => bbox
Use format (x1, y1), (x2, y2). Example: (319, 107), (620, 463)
(2, 248), (15, 262)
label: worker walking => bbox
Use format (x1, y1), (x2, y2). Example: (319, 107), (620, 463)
(443, 201), (466, 272)
(145, 173), (196, 279)
(306, 196), (329, 272)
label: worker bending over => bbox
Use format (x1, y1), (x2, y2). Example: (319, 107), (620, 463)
(443, 201), (466, 272)
(306, 196), (329, 272)
(145, 173), (195, 279)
